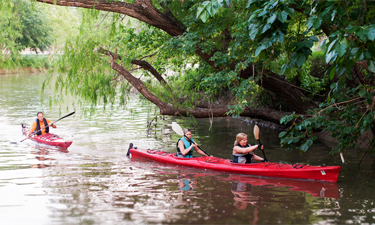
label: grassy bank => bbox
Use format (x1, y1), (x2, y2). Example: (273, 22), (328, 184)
(0, 54), (57, 74)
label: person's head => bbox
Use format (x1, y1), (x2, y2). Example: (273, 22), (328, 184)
(37, 112), (44, 122)
(234, 133), (248, 147)
(183, 128), (192, 139)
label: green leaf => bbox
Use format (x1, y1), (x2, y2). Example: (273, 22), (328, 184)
(336, 66), (346, 76)
(254, 45), (263, 57)
(196, 5), (206, 18)
(258, 10), (268, 17)
(280, 63), (287, 75)
(284, 7), (294, 15)
(336, 42), (347, 57)
(296, 54), (306, 67)
(277, 11), (288, 23)
(329, 66), (336, 80)
(368, 27), (375, 41)
(327, 39), (337, 53)
(356, 29), (368, 41)
(331, 10), (336, 21)
(262, 24), (271, 33)
(346, 25), (358, 34)
(306, 17), (321, 29)
(300, 139), (313, 152)
(277, 31), (285, 43)
(359, 88), (367, 97)
(312, 18), (321, 29)
(278, 131), (286, 138)
(309, 36), (319, 42)
(267, 14), (277, 24)
(326, 51), (337, 64)
(368, 60), (375, 73)
(199, 10), (209, 23)
(249, 26), (259, 40)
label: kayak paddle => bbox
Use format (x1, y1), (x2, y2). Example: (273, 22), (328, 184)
(171, 122), (210, 157)
(253, 124), (268, 162)
(11, 111), (75, 144)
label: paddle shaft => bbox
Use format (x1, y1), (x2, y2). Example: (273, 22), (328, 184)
(256, 139), (268, 162)
(183, 135), (210, 157)
(20, 112), (75, 142)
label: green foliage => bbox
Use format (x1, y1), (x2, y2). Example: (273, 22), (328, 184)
(195, 0), (375, 155)
(0, 0), (23, 62)
(14, 0), (54, 52)
(29, 0), (375, 158)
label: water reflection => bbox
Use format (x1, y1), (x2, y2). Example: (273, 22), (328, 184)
(225, 175), (340, 199)
(177, 173), (197, 191)
(30, 144), (68, 169)
(231, 180), (260, 224)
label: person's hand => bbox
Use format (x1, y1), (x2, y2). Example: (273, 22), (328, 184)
(258, 144), (263, 149)
(48, 122), (53, 126)
(192, 143), (198, 148)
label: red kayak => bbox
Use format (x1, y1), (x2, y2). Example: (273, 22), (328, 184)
(22, 125), (73, 148)
(128, 144), (341, 182)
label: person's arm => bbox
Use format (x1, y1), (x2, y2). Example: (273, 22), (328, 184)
(46, 119), (56, 128)
(233, 145), (258, 154)
(178, 140), (196, 156)
(253, 153), (264, 162)
(193, 145), (209, 156)
(27, 122), (37, 137)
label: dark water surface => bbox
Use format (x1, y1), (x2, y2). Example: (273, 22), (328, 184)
(1, 73), (375, 224)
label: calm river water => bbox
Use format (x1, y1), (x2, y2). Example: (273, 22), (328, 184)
(1, 73), (375, 225)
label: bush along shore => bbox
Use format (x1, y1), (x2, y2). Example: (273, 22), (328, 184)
(0, 54), (55, 74)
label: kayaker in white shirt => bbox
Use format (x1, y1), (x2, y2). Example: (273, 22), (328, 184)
(232, 133), (264, 163)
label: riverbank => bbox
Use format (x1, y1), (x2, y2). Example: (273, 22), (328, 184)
(0, 67), (46, 75)
(0, 54), (53, 75)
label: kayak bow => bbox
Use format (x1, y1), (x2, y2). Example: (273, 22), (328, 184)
(128, 144), (341, 182)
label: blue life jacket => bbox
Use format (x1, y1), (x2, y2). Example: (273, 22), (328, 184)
(232, 143), (254, 164)
(36, 118), (49, 136)
(176, 137), (194, 158)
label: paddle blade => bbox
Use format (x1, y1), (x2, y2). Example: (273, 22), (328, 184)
(253, 125), (260, 140)
(172, 122), (184, 136)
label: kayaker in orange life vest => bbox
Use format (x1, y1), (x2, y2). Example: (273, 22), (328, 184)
(27, 112), (57, 137)
(233, 133), (264, 164)
(176, 128), (209, 158)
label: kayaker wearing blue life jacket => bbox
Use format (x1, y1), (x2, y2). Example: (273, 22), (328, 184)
(233, 133), (264, 164)
(27, 112), (56, 137)
(176, 128), (209, 158)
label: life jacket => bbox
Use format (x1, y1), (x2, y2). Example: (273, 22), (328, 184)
(232, 143), (253, 164)
(176, 137), (194, 158)
(36, 118), (49, 136)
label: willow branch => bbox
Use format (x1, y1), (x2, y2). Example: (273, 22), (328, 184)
(314, 97), (364, 117)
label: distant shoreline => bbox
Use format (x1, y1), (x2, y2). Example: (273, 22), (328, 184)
(0, 67), (46, 75)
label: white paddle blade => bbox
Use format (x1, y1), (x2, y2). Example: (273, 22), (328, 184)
(253, 125), (260, 140)
(172, 122), (184, 136)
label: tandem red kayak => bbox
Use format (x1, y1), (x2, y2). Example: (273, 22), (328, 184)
(22, 125), (73, 148)
(128, 144), (341, 183)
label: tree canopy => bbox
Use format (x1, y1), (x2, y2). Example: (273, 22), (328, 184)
(21, 0), (375, 160)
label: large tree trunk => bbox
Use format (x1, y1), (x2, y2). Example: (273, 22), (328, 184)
(110, 58), (290, 123)
(239, 67), (317, 114)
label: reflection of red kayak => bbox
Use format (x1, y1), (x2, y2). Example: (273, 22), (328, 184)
(137, 161), (340, 198)
(224, 175), (340, 198)
(129, 146), (341, 182)
(22, 125), (72, 148)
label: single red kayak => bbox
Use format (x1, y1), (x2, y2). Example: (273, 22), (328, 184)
(128, 144), (341, 182)
(22, 125), (73, 148)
